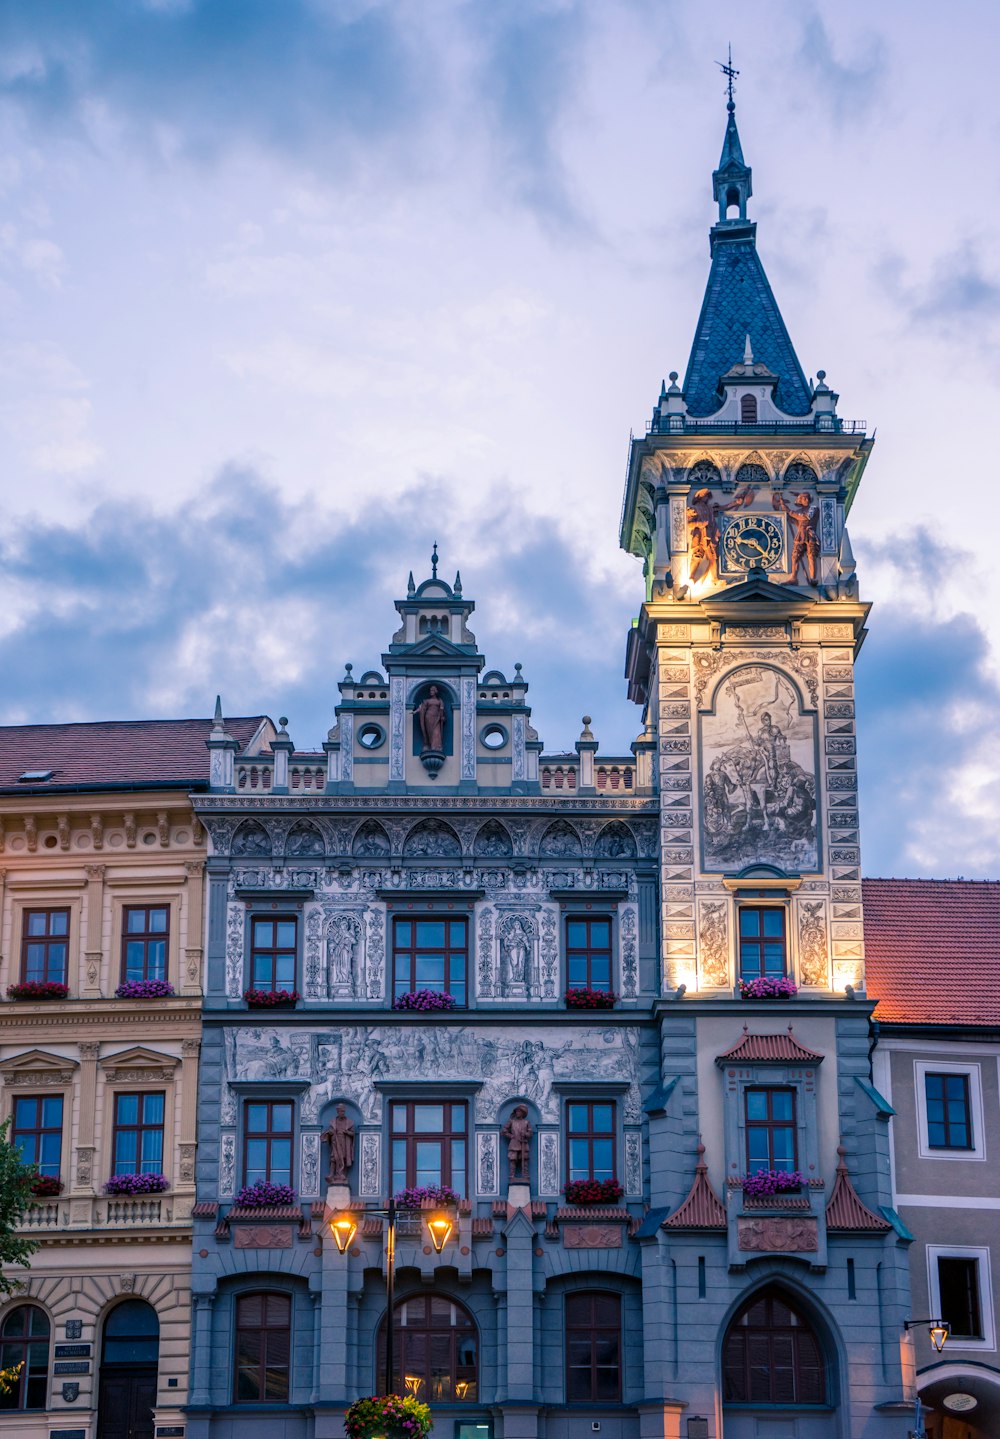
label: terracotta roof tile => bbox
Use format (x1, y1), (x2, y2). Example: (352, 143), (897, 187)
(716, 1027), (824, 1065)
(825, 1147), (891, 1233)
(0, 716), (270, 791)
(864, 878), (1000, 1026)
(662, 1146), (727, 1230)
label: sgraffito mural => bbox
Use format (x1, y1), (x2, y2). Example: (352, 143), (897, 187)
(701, 666), (818, 873)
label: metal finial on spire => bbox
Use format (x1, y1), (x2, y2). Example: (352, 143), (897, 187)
(717, 44), (738, 110)
(431, 542), (438, 580)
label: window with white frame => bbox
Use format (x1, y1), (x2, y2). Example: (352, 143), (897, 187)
(914, 1061), (986, 1161)
(927, 1246), (995, 1349)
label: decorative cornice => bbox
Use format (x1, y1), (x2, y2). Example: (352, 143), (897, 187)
(193, 795), (656, 813)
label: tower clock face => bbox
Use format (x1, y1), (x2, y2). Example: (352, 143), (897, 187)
(721, 513), (784, 572)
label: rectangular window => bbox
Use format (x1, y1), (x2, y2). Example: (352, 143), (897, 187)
(121, 905), (169, 983)
(745, 1088), (797, 1174)
(390, 1101), (467, 1197)
(12, 1095), (63, 1179)
(925, 1072), (973, 1151)
(234, 1292), (291, 1403)
(738, 907), (787, 980)
(249, 916), (297, 993)
(392, 918), (468, 1006)
(21, 909), (69, 985)
(938, 1257), (984, 1340)
(565, 1292), (622, 1402)
(566, 916), (613, 992)
(566, 1101), (616, 1183)
(112, 1092), (165, 1176)
(244, 1101), (294, 1187)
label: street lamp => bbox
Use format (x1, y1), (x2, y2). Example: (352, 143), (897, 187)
(904, 1317), (950, 1354)
(331, 1199), (455, 1395)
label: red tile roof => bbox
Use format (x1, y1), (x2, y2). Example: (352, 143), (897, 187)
(864, 878), (1000, 1026)
(0, 716), (270, 792)
(825, 1147), (890, 1232)
(716, 1027), (824, 1065)
(662, 1146), (726, 1230)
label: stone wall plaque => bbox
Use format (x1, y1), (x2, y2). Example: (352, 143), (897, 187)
(563, 1225), (622, 1249)
(64, 1320), (83, 1339)
(737, 1216), (818, 1253)
(233, 1225), (293, 1249)
(54, 1361), (90, 1374)
(51, 1430), (87, 1439)
(54, 1344), (91, 1357)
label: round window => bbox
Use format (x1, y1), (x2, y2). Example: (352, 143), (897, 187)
(480, 724), (508, 750)
(358, 724), (385, 751)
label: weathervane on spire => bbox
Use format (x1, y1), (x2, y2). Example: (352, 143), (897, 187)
(431, 541), (438, 580)
(717, 44), (738, 110)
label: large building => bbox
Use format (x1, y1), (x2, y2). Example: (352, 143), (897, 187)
(182, 96), (918, 1439)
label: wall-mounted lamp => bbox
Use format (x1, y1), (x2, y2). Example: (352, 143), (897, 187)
(904, 1317), (950, 1353)
(427, 1211), (454, 1253)
(329, 1213), (358, 1254)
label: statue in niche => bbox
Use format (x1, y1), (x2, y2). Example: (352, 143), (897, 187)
(353, 822), (389, 858)
(475, 822), (512, 859)
(772, 491), (820, 585)
(500, 915), (533, 990)
(501, 1105), (533, 1183)
(594, 823), (636, 860)
(687, 485), (756, 583)
(286, 822), (324, 858)
(322, 1104), (355, 1183)
(540, 821), (582, 858)
(404, 819), (460, 858)
(231, 821), (269, 858)
(327, 915), (360, 990)
(416, 685), (446, 752)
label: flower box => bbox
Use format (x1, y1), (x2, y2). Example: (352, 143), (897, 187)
(345, 1394), (432, 1439)
(105, 1172), (169, 1196)
(739, 976), (798, 1000)
(234, 1180), (296, 1208)
(393, 1183), (460, 1211)
(740, 1169), (805, 1198)
(565, 988), (618, 1010)
(563, 1178), (624, 1206)
(30, 1176), (63, 1198)
(243, 988), (299, 1008)
(115, 979), (176, 1000)
(7, 981), (69, 1001)
(393, 989), (457, 1012)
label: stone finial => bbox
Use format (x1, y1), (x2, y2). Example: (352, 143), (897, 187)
(407, 570), (415, 596)
(579, 715), (594, 741)
(667, 371), (681, 393)
(431, 541), (438, 579)
(277, 716), (289, 738)
(743, 334), (754, 365)
(212, 695), (224, 732)
(454, 570), (462, 595)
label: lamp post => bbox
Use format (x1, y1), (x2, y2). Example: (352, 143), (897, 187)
(902, 1319), (949, 1439)
(331, 1200), (454, 1396)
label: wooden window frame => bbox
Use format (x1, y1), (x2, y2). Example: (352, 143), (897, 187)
(565, 1291), (622, 1403)
(233, 1291), (291, 1404)
(565, 1099), (617, 1183)
(737, 905), (788, 981)
(740, 393), (758, 424)
(723, 1289), (826, 1405)
(376, 1295), (478, 1401)
(924, 1071), (973, 1151)
(20, 908), (70, 985)
(11, 1094), (64, 1179)
(565, 915), (614, 992)
(243, 1099), (295, 1188)
(937, 1256), (984, 1340)
(0, 1304), (50, 1411)
(248, 915), (298, 994)
(112, 1091), (166, 1177)
(391, 916), (469, 1007)
(745, 1087), (798, 1174)
(120, 904), (170, 985)
(389, 1100), (468, 1196)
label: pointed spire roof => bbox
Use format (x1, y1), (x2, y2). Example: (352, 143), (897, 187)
(825, 1145), (891, 1232)
(683, 99), (811, 419)
(662, 1143), (727, 1230)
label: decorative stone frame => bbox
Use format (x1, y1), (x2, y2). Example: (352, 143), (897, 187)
(554, 1082), (631, 1189)
(926, 1244), (996, 1351)
(7, 887), (84, 996)
(99, 1047), (178, 1191)
(914, 1059), (986, 1163)
(239, 898), (306, 997)
(721, 1059), (821, 1188)
(0, 1049), (78, 1185)
(722, 874), (804, 991)
(558, 900), (622, 999)
(107, 879), (184, 996)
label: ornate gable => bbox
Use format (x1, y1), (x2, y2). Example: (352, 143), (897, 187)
(99, 1047), (176, 1084)
(0, 1049), (78, 1087)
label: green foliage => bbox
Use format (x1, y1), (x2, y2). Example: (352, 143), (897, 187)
(0, 1116), (40, 1293)
(344, 1393), (433, 1438)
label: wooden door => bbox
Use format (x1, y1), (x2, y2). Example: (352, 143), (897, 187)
(97, 1366), (157, 1439)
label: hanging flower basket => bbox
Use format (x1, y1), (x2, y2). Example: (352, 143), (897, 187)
(115, 979), (175, 999)
(741, 1169), (805, 1198)
(393, 1184), (460, 1211)
(234, 1180), (296, 1208)
(344, 1394), (432, 1439)
(565, 988), (618, 1010)
(393, 990), (457, 1012)
(563, 1178), (624, 1206)
(739, 976), (798, 1000)
(30, 1175), (63, 1198)
(105, 1172), (169, 1196)
(7, 981), (69, 1001)
(243, 988), (299, 1008)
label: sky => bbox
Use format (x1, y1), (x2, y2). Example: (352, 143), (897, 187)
(0, 0), (997, 878)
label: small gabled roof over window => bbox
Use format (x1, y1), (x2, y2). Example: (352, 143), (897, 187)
(716, 1025), (823, 1066)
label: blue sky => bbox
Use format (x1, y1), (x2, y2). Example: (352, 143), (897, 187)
(0, 0), (996, 878)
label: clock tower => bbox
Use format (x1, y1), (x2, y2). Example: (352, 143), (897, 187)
(620, 93), (874, 1000)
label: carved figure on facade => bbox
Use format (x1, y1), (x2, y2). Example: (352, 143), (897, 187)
(620, 906), (638, 998)
(474, 821), (513, 858)
(687, 485), (756, 583)
(326, 913), (362, 994)
(698, 900), (729, 987)
(797, 901), (828, 986)
(231, 820), (269, 858)
(701, 667), (818, 872)
(499, 913), (535, 994)
(539, 821), (582, 858)
(772, 491), (820, 585)
(501, 1105), (533, 1183)
(403, 818), (461, 858)
(322, 1104), (356, 1183)
(416, 685), (447, 752)
(286, 821), (325, 858)
(594, 822), (636, 860)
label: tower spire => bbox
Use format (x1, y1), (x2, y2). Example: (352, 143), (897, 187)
(712, 49), (752, 228)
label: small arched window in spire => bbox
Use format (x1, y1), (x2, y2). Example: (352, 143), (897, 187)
(740, 393), (758, 424)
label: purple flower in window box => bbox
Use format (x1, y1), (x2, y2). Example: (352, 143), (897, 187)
(243, 988), (300, 1008)
(393, 1184), (461, 1211)
(564, 987), (618, 1010)
(7, 981), (69, 1001)
(392, 989), (457, 1012)
(739, 976), (798, 1000)
(234, 1180), (296, 1208)
(563, 1178), (624, 1206)
(105, 1172), (170, 1196)
(30, 1175), (63, 1198)
(115, 979), (176, 1000)
(740, 1169), (805, 1197)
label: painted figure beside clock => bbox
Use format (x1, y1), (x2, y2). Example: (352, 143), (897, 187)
(720, 512), (786, 574)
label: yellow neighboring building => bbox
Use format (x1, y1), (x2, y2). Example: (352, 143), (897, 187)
(0, 715), (272, 1439)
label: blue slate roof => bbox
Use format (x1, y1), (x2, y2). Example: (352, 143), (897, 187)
(682, 234), (812, 417)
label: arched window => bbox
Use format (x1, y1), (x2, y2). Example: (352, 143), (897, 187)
(566, 1292), (622, 1402)
(102, 1299), (160, 1366)
(722, 1288), (825, 1405)
(234, 1292), (291, 1403)
(740, 393), (758, 424)
(0, 1305), (50, 1410)
(377, 1295), (477, 1401)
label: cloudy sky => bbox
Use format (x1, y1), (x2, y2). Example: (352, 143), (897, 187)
(0, 0), (996, 878)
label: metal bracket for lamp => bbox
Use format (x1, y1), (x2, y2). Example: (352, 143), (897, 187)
(903, 1317), (950, 1353)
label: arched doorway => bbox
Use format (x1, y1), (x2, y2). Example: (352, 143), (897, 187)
(97, 1299), (159, 1439)
(918, 1364), (1000, 1438)
(376, 1294), (478, 1402)
(721, 1285), (837, 1437)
